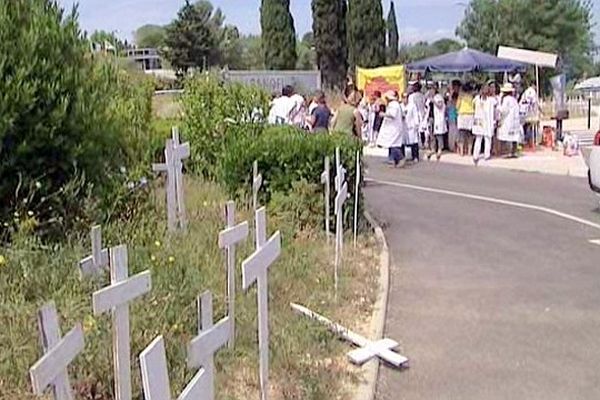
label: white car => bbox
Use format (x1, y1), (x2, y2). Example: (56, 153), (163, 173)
(581, 146), (600, 202)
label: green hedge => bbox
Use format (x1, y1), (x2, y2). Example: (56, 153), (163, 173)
(0, 1), (157, 238)
(219, 126), (364, 231)
(181, 74), (270, 178)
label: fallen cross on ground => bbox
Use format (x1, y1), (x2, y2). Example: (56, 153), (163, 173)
(290, 302), (409, 368)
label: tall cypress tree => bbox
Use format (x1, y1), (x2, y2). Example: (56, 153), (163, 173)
(260, 0), (297, 70)
(347, 0), (386, 69)
(387, 1), (399, 63)
(312, 0), (348, 89)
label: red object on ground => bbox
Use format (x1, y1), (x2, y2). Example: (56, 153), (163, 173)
(594, 130), (600, 146)
(542, 126), (555, 148)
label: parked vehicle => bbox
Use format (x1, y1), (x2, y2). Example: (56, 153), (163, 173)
(582, 146), (600, 205)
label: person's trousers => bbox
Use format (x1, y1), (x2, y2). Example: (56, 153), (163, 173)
(429, 135), (444, 153)
(390, 146), (405, 165)
(405, 143), (420, 161)
(473, 135), (491, 160)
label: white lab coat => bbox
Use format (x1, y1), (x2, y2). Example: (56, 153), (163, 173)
(405, 95), (420, 145)
(432, 94), (447, 135)
(473, 96), (497, 138)
(376, 100), (405, 148)
(497, 95), (522, 143)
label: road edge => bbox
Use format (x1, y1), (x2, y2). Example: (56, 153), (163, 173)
(353, 210), (391, 400)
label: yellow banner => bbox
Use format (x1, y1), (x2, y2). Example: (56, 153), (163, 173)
(356, 65), (406, 97)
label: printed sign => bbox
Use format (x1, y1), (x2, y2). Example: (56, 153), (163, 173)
(224, 70), (321, 95)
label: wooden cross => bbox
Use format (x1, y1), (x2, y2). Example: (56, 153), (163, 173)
(79, 225), (109, 277)
(186, 291), (231, 400)
(242, 207), (281, 400)
(29, 302), (85, 400)
(353, 150), (361, 248)
(218, 201), (249, 349)
(320, 156), (331, 245)
(153, 127), (191, 232)
(140, 336), (209, 400)
(334, 182), (348, 296)
(252, 160), (263, 212)
(92, 245), (152, 400)
(290, 303), (409, 368)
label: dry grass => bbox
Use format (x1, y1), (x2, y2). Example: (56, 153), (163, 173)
(0, 177), (379, 400)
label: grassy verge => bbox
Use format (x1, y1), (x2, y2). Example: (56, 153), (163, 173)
(0, 177), (379, 400)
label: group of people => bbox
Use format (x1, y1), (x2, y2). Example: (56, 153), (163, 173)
(266, 79), (540, 168)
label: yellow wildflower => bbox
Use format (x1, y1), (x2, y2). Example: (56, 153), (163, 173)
(83, 315), (97, 333)
(154, 240), (161, 248)
(150, 255), (157, 262)
(203, 201), (208, 207)
(0, 255), (6, 267)
(168, 256), (175, 264)
(27, 210), (34, 217)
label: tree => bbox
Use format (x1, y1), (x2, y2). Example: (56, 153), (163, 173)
(134, 24), (166, 48)
(348, 0), (386, 69)
(312, 0), (348, 88)
(456, 0), (595, 80)
(89, 30), (125, 53)
(239, 35), (264, 70)
(260, 0), (297, 70)
(220, 25), (244, 69)
(164, 0), (219, 73)
(297, 32), (316, 70)
(386, 1), (399, 63)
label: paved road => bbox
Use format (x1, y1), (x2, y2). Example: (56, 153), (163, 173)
(364, 159), (600, 400)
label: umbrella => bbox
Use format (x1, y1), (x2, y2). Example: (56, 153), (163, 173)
(574, 76), (600, 93)
(406, 47), (527, 73)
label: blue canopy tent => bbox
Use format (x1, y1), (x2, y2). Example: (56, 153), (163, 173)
(406, 48), (527, 73)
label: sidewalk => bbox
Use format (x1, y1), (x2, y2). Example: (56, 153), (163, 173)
(363, 145), (589, 178)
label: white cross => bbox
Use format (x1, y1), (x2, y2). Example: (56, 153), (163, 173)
(92, 245), (152, 400)
(186, 291), (231, 400)
(242, 207), (281, 400)
(290, 303), (409, 368)
(252, 160), (263, 212)
(334, 182), (348, 296)
(218, 201), (249, 348)
(79, 225), (109, 277)
(320, 156), (331, 245)
(334, 147), (346, 192)
(140, 336), (209, 400)
(353, 150), (361, 248)
(153, 127), (190, 232)
(29, 302), (85, 400)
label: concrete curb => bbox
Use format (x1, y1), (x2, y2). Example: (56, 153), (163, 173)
(353, 210), (391, 400)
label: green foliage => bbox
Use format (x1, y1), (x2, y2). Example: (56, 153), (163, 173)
(180, 75), (270, 177)
(296, 32), (317, 70)
(219, 126), (364, 230)
(89, 30), (125, 54)
(0, 179), (376, 399)
(239, 34), (265, 70)
(348, 0), (386, 69)
(456, 0), (595, 80)
(386, 1), (399, 63)
(134, 24), (167, 48)
(260, 0), (298, 70)
(164, 0), (219, 73)
(312, 0), (348, 89)
(398, 38), (463, 64)
(0, 0), (156, 237)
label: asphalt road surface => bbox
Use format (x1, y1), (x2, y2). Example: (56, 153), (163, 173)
(364, 158), (600, 400)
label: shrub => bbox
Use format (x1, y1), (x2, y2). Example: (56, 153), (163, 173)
(0, 1), (157, 238)
(219, 126), (365, 230)
(180, 74), (270, 177)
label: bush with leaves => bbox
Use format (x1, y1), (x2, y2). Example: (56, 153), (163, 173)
(0, 1), (157, 238)
(219, 125), (365, 231)
(181, 74), (270, 177)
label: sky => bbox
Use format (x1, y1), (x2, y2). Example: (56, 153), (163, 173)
(59, 0), (599, 46)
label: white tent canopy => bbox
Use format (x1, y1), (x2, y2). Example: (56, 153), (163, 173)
(575, 76), (600, 92)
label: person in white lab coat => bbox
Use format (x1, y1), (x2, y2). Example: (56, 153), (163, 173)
(406, 85), (422, 162)
(497, 83), (523, 158)
(472, 83), (497, 164)
(427, 90), (447, 161)
(376, 91), (406, 167)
